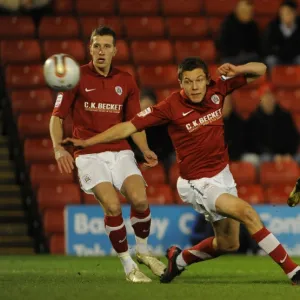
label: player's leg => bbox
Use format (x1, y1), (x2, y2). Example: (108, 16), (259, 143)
(215, 192), (300, 285)
(287, 177), (300, 207)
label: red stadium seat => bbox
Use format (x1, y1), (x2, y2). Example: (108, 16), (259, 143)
(275, 89), (300, 113)
(30, 163), (74, 189)
(18, 112), (51, 139)
(37, 183), (81, 211)
(24, 139), (54, 164)
(42, 40), (86, 63)
(209, 65), (219, 81)
(207, 17), (223, 37)
(174, 40), (216, 63)
(114, 40), (130, 64)
(237, 184), (265, 204)
(131, 40), (173, 64)
(137, 65), (178, 88)
(43, 208), (64, 234)
(123, 17), (165, 39)
(264, 184), (294, 204)
(271, 66), (300, 88)
(161, 0), (203, 15)
(140, 163), (167, 185)
(1, 40), (41, 64)
(6, 64), (45, 89)
(115, 65), (136, 78)
(0, 16), (35, 38)
(253, 0), (281, 15)
(203, 0), (239, 16)
(260, 161), (300, 186)
(155, 88), (178, 102)
(50, 234), (65, 254)
(39, 16), (79, 39)
(118, 0), (159, 15)
(11, 89), (53, 115)
(146, 184), (174, 204)
(230, 162), (257, 185)
(80, 17), (124, 40)
(255, 16), (273, 31)
(53, 0), (74, 14)
(292, 113), (300, 132)
(76, 0), (116, 15)
(166, 17), (209, 38)
(169, 162), (180, 188)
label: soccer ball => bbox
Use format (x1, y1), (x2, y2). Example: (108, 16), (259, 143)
(43, 53), (80, 91)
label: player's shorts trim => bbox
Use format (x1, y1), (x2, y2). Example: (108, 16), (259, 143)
(75, 150), (144, 195)
(177, 165), (237, 223)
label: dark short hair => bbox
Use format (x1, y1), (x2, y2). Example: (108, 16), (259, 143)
(280, 0), (298, 10)
(178, 57), (209, 81)
(90, 26), (116, 45)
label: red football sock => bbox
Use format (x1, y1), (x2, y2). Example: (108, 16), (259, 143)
(252, 227), (299, 278)
(130, 206), (151, 239)
(104, 214), (128, 253)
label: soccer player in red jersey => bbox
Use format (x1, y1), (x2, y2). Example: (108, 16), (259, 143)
(49, 26), (166, 283)
(62, 57), (300, 285)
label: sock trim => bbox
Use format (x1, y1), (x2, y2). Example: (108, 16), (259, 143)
(258, 233), (280, 254)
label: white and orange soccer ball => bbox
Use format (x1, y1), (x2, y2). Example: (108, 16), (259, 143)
(43, 54), (80, 91)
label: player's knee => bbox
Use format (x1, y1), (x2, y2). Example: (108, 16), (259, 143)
(129, 192), (148, 212)
(103, 202), (122, 216)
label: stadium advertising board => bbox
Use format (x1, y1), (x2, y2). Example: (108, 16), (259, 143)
(65, 205), (300, 256)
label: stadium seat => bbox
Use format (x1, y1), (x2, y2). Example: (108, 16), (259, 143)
(264, 184), (294, 204)
(275, 89), (300, 113)
(37, 183), (81, 211)
(115, 65), (136, 78)
(207, 17), (223, 37)
(30, 164), (74, 189)
(174, 40), (216, 63)
(137, 65), (178, 88)
(140, 163), (167, 185)
(42, 40), (86, 63)
(76, 0), (116, 15)
(230, 162), (257, 185)
(237, 184), (265, 204)
(155, 88), (178, 102)
(18, 112), (51, 139)
(24, 139), (54, 164)
(146, 184), (174, 204)
(131, 40), (173, 64)
(166, 17), (209, 38)
(123, 17), (165, 39)
(203, 0), (238, 16)
(6, 64), (45, 89)
(169, 162), (180, 188)
(1, 40), (41, 64)
(271, 66), (300, 88)
(38, 16), (79, 39)
(11, 89), (53, 115)
(50, 234), (65, 254)
(208, 64), (219, 81)
(254, 16), (273, 32)
(43, 208), (64, 234)
(114, 40), (130, 64)
(118, 0), (159, 15)
(53, 0), (74, 14)
(292, 113), (300, 132)
(161, 0), (203, 15)
(253, 0), (281, 15)
(260, 160), (300, 186)
(0, 16), (35, 38)
(80, 17), (124, 40)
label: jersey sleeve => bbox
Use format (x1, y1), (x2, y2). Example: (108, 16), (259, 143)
(52, 86), (78, 119)
(131, 100), (172, 132)
(217, 74), (247, 96)
(123, 76), (141, 121)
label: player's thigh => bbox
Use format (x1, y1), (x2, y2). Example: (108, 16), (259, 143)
(92, 182), (121, 216)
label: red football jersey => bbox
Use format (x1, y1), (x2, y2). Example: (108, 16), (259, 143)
(52, 62), (140, 157)
(131, 75), (247, 180)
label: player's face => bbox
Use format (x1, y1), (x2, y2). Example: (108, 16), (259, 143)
(179, 68), (210, 103)
(279, 6), (296, 26)
(90, 35), (116, 71)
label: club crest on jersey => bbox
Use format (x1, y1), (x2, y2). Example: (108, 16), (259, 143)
(115, 86), (123, 96)
(211, 94), (220, 104)
(54, 93), (63, 107)
(138, 107), (153, 117)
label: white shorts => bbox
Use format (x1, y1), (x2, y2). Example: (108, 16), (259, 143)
(177, 165), (237, 223)
(75, 150), (143, 194)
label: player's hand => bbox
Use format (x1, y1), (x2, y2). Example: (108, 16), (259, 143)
(61, 138), (87, 148)
(54, 146), (74, 174)
(218, 63), (240, 77)
(142, 149), (158, 168)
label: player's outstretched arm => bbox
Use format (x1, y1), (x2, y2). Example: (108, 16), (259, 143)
(61, 121), (137, 148)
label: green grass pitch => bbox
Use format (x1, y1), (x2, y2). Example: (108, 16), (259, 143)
(0, 255), (299, 300)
